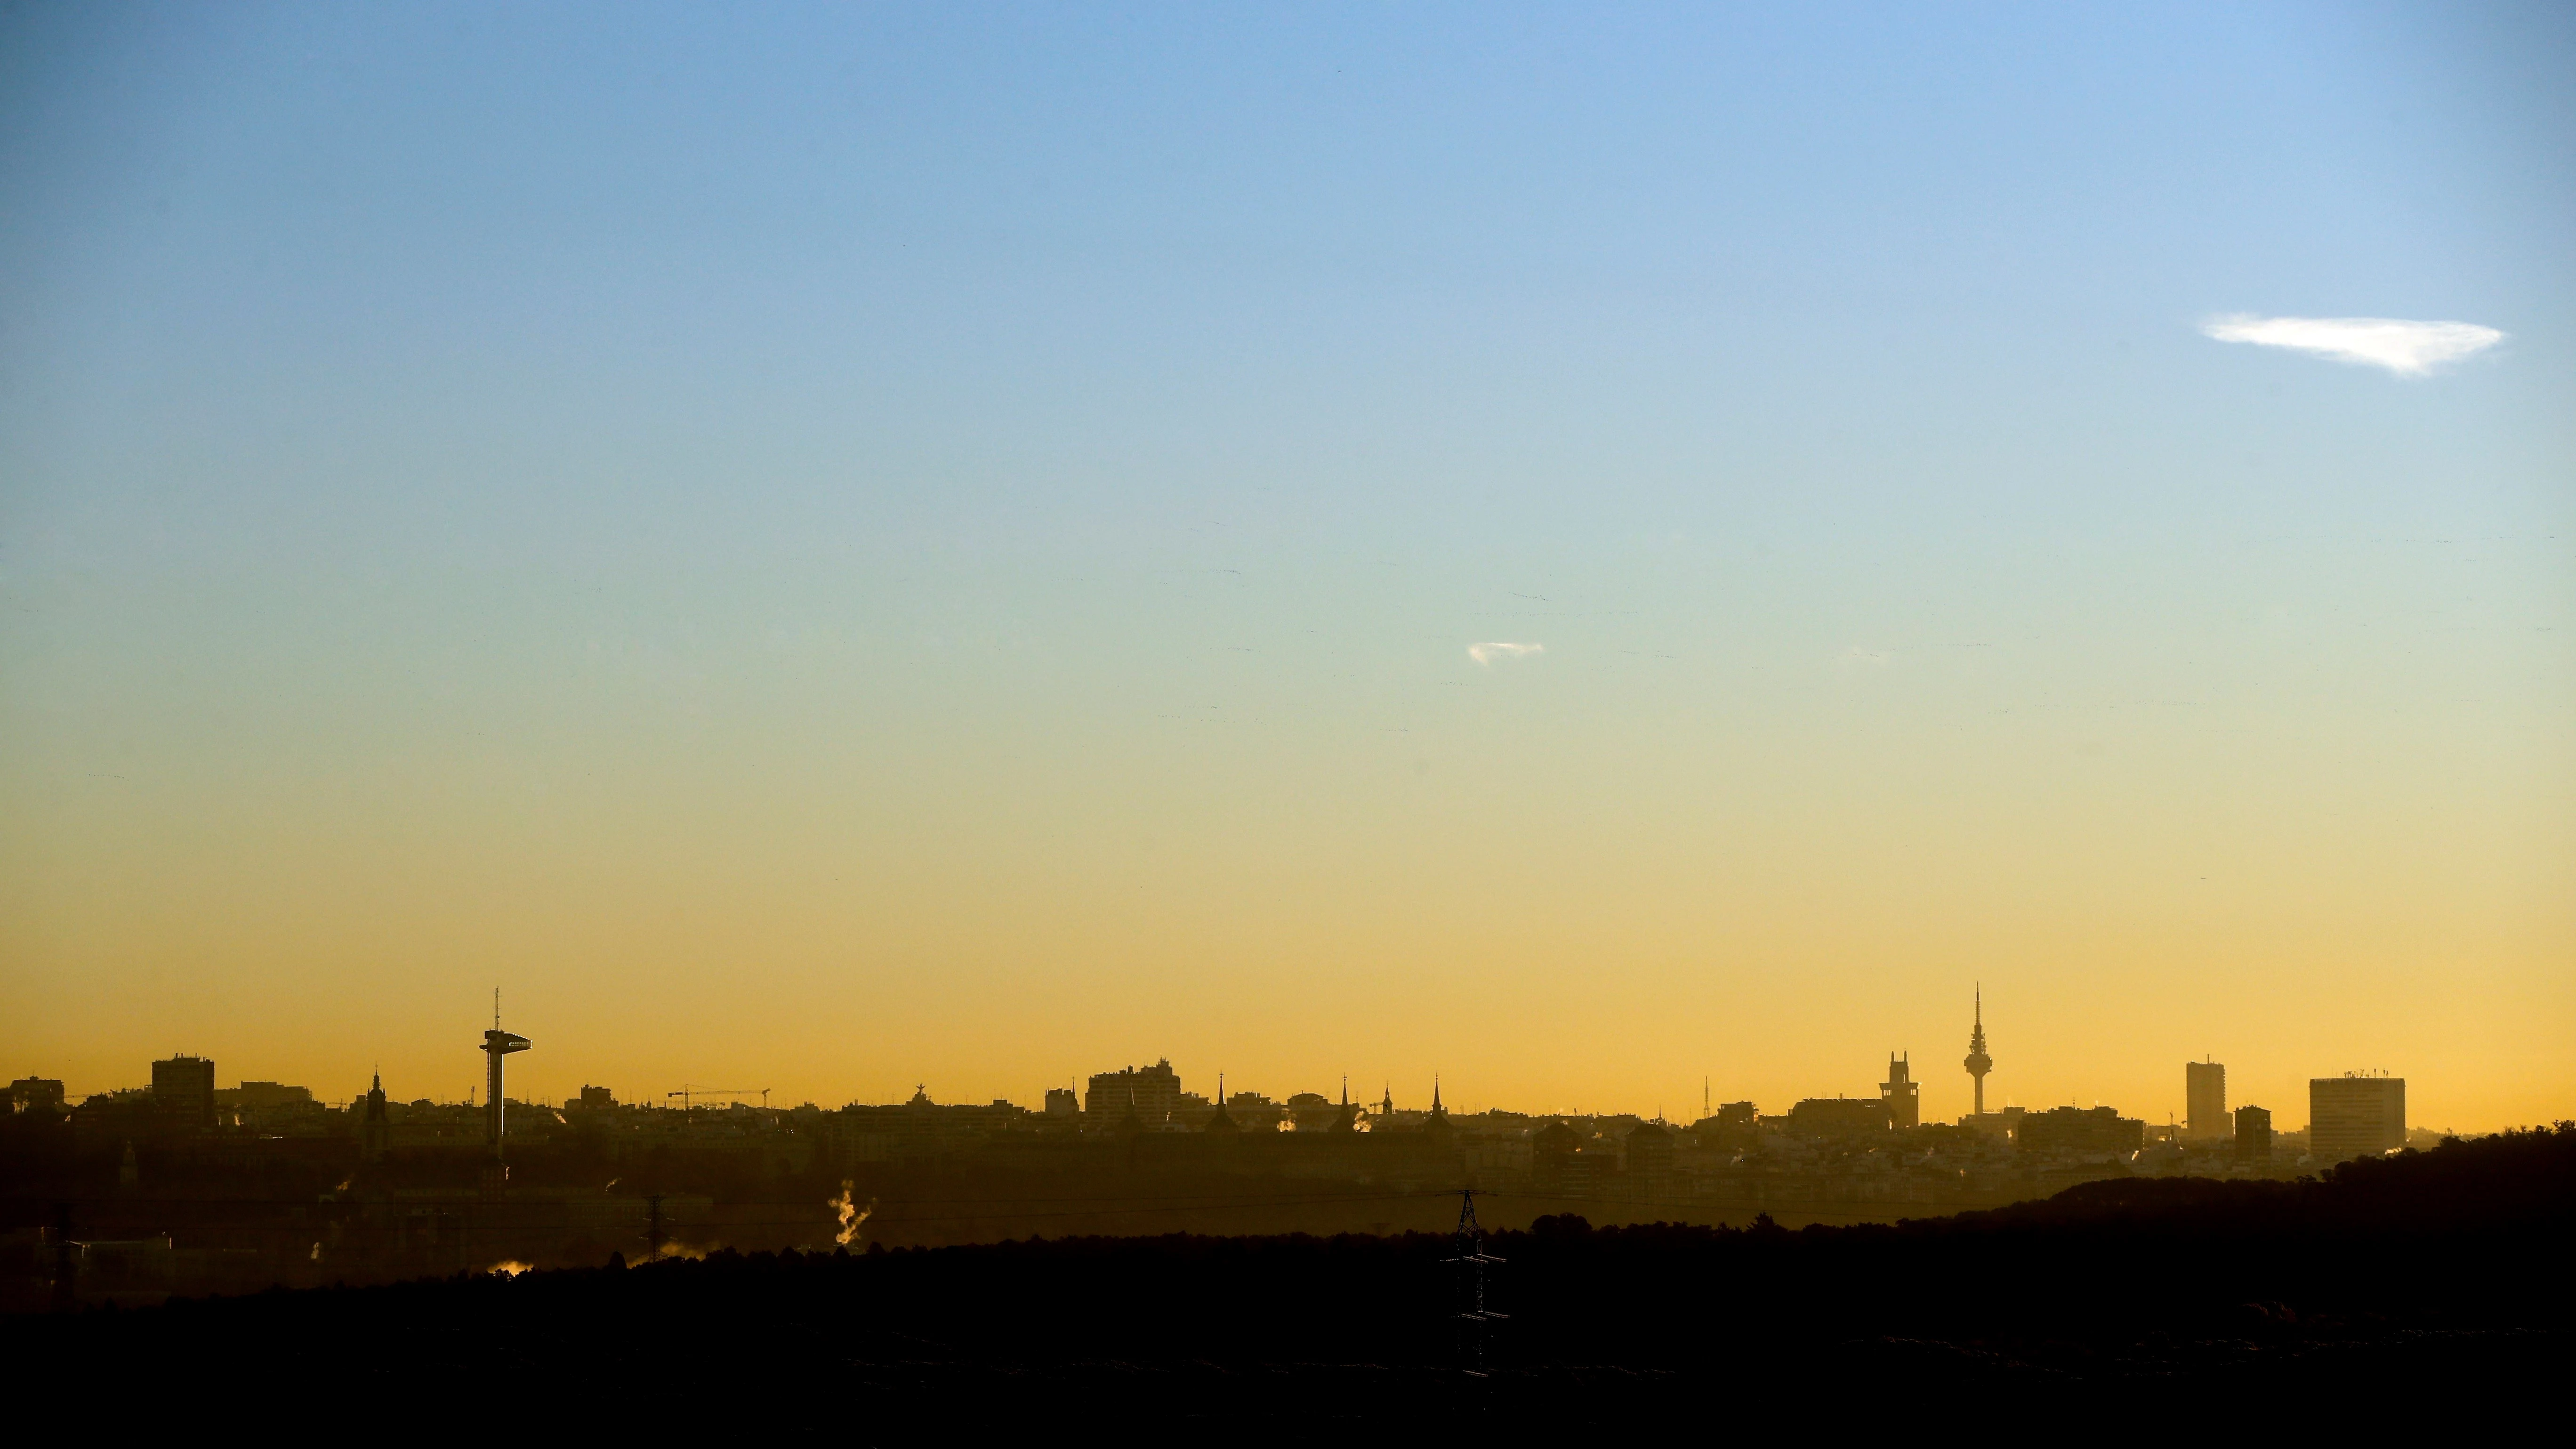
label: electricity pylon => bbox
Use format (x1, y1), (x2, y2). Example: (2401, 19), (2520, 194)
(1442, 1186), (1508, 1376)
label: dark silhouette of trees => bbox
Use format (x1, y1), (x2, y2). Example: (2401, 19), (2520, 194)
(8, 1123), (2569, 1432)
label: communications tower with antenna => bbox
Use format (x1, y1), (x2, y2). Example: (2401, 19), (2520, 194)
(1963, 984), (1993, 1117)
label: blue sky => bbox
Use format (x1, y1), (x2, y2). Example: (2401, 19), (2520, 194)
(2, 3), (2569, 1123)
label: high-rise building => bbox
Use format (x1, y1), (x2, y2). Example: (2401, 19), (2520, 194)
(1881, 1053), (1920, 1128)
(1085, 1060), (1181, 1123)
(151, 1055), (216, 1131)
(1043, 1087), (1079, 1118)
(481, 1003), (531, 1161)
(2234, 1104), (2272, 1161)
(1962, 987), (1993, 1116)
(2309, 1075), (2405, 1163)
(2185, 1060), (2230, 1139)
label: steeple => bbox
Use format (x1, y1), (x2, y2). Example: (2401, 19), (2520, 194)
(1963, 984), (1994, 1117)
(1330, 1075), (1356, 1133)
(360, 1068), (391, 1162)
(1205, 1072), (1239, 1134)
(1423, 1075), (1453, 1136)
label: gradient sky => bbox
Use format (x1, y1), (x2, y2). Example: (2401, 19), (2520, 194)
(3, 3), (2569, 1130)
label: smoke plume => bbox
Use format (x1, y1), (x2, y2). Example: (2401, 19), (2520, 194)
(831, 1180), (877, 1247)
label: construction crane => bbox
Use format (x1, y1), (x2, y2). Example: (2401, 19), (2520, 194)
(667, 1086), (771, 1111)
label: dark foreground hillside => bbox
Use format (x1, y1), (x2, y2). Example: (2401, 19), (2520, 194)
(13, 1126), (2571, 1435)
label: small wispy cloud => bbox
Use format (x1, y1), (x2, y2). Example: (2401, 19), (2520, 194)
(2200, 314), (2503, 376)
(1467, 641), (1543, 666)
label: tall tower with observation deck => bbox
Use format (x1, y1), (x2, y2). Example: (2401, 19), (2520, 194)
(481, 991), (531, 1162)
(1963, 986), (1994, 1116)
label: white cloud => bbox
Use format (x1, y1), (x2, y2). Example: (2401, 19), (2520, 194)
(2200, 314), (2503, 376)
(1467, 641), (1543, 666)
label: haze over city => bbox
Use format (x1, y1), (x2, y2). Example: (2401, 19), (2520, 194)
(4, 2), (2570, 1134)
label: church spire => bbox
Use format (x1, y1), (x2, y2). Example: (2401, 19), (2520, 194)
(1423, 1074), (1452, 1134)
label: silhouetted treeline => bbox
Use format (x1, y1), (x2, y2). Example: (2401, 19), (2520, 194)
(11, 1126), (2570, 1433)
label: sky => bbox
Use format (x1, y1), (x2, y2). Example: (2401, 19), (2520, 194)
(2, 2), (2569, 1130)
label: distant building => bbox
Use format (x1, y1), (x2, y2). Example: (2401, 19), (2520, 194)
(1556, 1150), (1619, 1199)
(831, 1090), (1030, 1164)
(1086, 1061), (1181, 1124)
(1043, 1088), (1079, 1118)
(361, 1073), (390, 1163)
(2015, 1105), (2143, 1157)
(217, 1082), (314, 1113)
(1786, 1097), (1890, 1138)
(2185, 1061), (2229, 1140)
(578, 1086), (617, 1109)
(1880, 1054), (1920, 1128)
(1223, 1091), (1284, 1131)
(70, 1090), (161, 1153)
(1532, 1120), (1581, 1192)
(2234, 1104), (2272, 1161)
(1690, 1101), (1759, 1149)
(1960, 1106), (2024, 1142)
(2309, 1075), (2405, 1163)
(8, 1078), (66, 1117)
(1283, 1091), (1340, 1133)
(151, 1056), (216, 1131)
(1624, 1121), (1677, 1199)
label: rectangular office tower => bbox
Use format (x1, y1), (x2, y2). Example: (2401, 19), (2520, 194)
(2309, 1075), (2406, 1163)
(152, 1055), (217, 1130)
(2185, 1060), (2229, 1139)
(2235, 1105), (2272, 1160)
